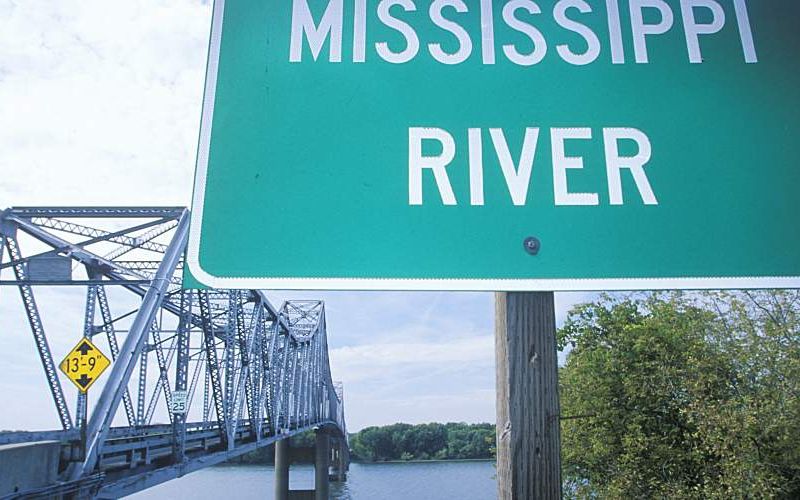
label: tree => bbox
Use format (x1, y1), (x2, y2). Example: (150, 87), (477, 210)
(558, 292), (800, 499)
(352, 425), (396, 461)
(349, 422), (496, 462)
(406, 423), (447, 458)
(689, 291), (800, 497)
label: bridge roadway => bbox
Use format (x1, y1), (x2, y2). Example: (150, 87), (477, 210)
(0, 207), (349, 499)
(1, 419), (347, 498)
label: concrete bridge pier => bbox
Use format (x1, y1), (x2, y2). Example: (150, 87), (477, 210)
(330, 440), (347, 482)
(274, 431), (339, 500)
(274, 438), (290, 500)
(314, 430), (330, 500)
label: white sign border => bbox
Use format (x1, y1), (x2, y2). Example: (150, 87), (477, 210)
(187, 0), (800, 292)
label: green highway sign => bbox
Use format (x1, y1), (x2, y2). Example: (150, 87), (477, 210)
(188, 0), (800, 291)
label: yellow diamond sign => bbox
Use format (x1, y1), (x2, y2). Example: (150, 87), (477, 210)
(59, 338), (111, 393)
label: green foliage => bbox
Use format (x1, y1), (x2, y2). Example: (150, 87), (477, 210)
(349, 422), (496, 462)
(559, 291), (800, 499)
(231, 424), (496, 465)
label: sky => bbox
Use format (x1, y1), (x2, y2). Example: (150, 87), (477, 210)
(0, 0), (594, 432)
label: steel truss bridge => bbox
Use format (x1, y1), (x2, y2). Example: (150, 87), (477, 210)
(0, 207), (348, 499)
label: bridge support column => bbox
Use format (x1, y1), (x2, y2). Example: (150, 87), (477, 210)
(339, 448), (349, 481)
(274, 439), (290, 500)
(314, 431), (330, 500)
(330, 440), (346, 482)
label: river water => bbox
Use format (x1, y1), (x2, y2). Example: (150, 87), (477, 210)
(129, 460), (496, 499)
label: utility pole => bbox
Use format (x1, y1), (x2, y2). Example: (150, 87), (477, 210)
(495, 292), (562, 499)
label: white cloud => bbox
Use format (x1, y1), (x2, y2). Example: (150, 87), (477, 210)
(330, 335), (493, 383)
(0, 0), (211, 206)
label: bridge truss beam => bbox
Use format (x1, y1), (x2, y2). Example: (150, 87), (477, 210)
(0, 207), (348, 498)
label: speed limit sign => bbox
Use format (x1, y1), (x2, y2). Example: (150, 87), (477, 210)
(171, 390), (188, 415)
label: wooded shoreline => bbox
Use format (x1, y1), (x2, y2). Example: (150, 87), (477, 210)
(229, 422), (496, 465)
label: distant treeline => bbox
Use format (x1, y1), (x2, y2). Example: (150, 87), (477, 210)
(350, 422), (495, 462)
(230, 423), (496, 464)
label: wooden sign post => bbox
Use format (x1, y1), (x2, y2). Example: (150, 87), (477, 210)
(495, 292), (562, 499)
